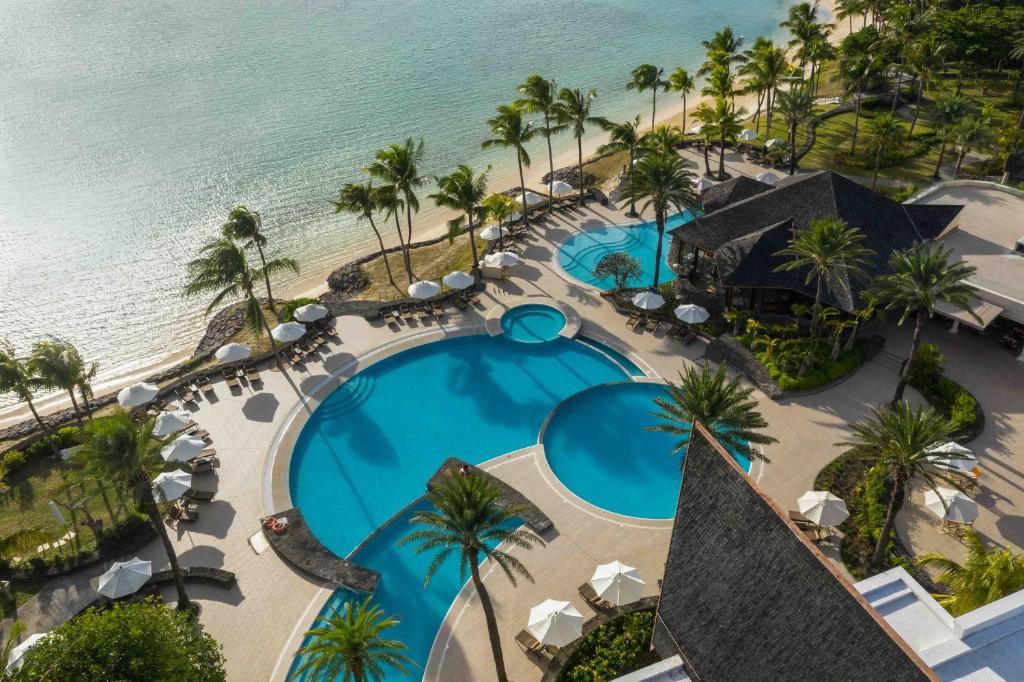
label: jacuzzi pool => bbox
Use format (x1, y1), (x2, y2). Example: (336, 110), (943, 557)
(499, 303), (567, 343)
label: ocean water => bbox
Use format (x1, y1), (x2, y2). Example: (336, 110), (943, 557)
(0, 0), (795, 401)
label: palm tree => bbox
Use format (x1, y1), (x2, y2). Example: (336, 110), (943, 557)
(667, 67), (695, 135)
(554, 88), (608, 207)
(917, 530), (1024, 616)
(1010, 32), (1024, 129)
(905, 38), (949, 136)
(367, 139), (427, 278)
(642, 125), (683, 157)
(598, 116), (647, 216)
(651, 363), (777, 465)
(627, 64), (668, 130)
(708, 98), (747, 179)
(374, 184), (413, 284)
(930, 92), (973, 179)
(625, 153), (700, 288)
(334, 182), (400, 293)
(0, 340), (49, 434)
(839, 402), (952, 568)
(480, 193), (518, 250)
(872, 243), (977, 403)
(805, 33), (835, 98)
(76, 411), (191, 609)
(517, 75), (565, 214)
(996, 125), (1024, 186)
(222, 206), (293, 319)
(29, 338), (92, 424)
(837, 46), (883, 154)
(773, 86), (814, 176)
(691, 102), (717, 177)
(781, 2), (825, 74)
(865, 113), (906, 189)
(701, 65), (737, 104)
(401, 473), (542, 682)
(700, 26), (745, 77)
(875, 3), (923, 113)
(430, 164), (490, 266)
(951, 115), (996, 178)
(835, 0), (866, 33)
(740, 38), (787, 134)
(294, 596), (414, 682)
(483, 104), (536, 227)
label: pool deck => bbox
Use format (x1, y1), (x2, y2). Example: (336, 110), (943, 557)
(6, 162), (1024, 682)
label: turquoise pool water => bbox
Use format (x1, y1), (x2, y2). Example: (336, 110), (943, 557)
(557, 212), (694, 290)
(500, 304), (566, 343)
(542, 382), (752, 519)
(576, 336), (646, 377)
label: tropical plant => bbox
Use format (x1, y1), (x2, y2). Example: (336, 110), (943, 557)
(865, 113), (907, 189)
(838, 402), (952, 568)
(781, 2), (828, 74)
(625, 153), (700, 288)
(917, 530), (1024, 616)
(872, 243), (977, 403)
(598, 116), (647, 216)
(708, 97), (747, 179)
(334, 182), (400, 292)
(996, 125), (1024, 186)
(29, 337), (96, 424)
(835, 0), (866, 33)
(401, 473), (542, 682)
(627, 64), (668, 130)
(480, 193), (518, 249)
(740, 38), (789, 134)
(75, 411), (191, 609)
(373, 184), (412, 283)
(930, 92), (973, 179)
(594, 252), (642, 290)
(905, 38), (949, 136)
(701, 65), (737, 104)
(700, 26), (746, 77)
(642, 125), (683, 157)
(517, 75), (566, 213)
(950, 114), (996, 178)
(554, 88), (608, 206)
(294, 596), (414, 682)
(651, 362), (777, 464)
(667, 67), (695, 134)
(805, 33), (835, 98)
(836, 45), (884, 154)
(773, 86), (814, 176)
(691, 102), (717, 176)
(0, 341), (50, 436)
(367, 138), (427, 280)
(1, 620), (26, 672)
(483, 104), (536, 226)
(430, 164), (490, 266)
(222, 205), (294, 319)
(874, 2), (927, 113)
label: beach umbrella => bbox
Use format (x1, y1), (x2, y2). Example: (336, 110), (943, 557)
(755, 171), (777, 185)
(442, 271), (475, 290)
(48, 500), (66, 527)
(152, 471), (192, 502)
(117, 382), (159, 408)
(527, 599), (583, 647)
(924, 487), (978, 524)
(927, 442), (974, 457)
(590, 561), (645, 606)
(674, 304), (709, 324)
(215, 342), (251, 363)
(797, 491), (849, 527)
(765, 138), (782, 148)
(407, 280), (441, 300)
(738, 128), (758, 141)
(549, 180), (572, 194)
(97, 557), (152, 599)
(480, 225), (504, 241)
(271, 322), (307, 343)
(153, 410), (193, 437)
(690, 124), (704, 134)
(632, 289), (665, 310)
(506, 211), (522, 224)
(694, 177), (713, 192)
(519, 192), (543, 207)
(293, 303), (329, 323)
(7, 633), (48, 672)
(484, 252), (521, 267)
(160, 435), (205, 463)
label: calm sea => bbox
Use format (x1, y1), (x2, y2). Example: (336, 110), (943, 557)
(0, 0), (794, 402)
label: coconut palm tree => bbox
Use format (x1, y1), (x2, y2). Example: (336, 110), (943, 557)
(805, 32), (835, 97)
(401, 473), (542, 682)
(221, 206), (294, 319)
(480, 193), (518, 250)
(701, 65), (737, 104)
(667, 67), (695, 135)
(951, 115), (996, 178)
(917, 530), (1024, 616)
(839, 402), (952, 568)
(642, 125), (684, 157)
(651, 362), (777, 465)
(75, 410), (191, 609)
(739, 38), (781, 134)
(334, 182), (400, 293)
(294, 596), (414, 682)
(836, 46), (883, 154)
(374, 184), (413, 283)
(700, 26), (746, 77)
(691, 102), (717, 177)
(29, 338), (93, 424)
(905, 38), (949, 136)
(554, 88), (608, 207)
(517, 75), (566, 213)
(835, 0), (866, 33)
(708, 98), (747, 179)
(483, 104), (536, 227)
(0, 340), (49, 434)
(931, 92), (973, 179)
(781, 2), (826, 74)
(627, 64), (668, 130)
(430, 164), (490, 266)
(865, 113), (906, 189)
(774, 86), (814, 176)
(874, 2), (924, 113)
(872, 243), (977, 403)
(367, 139), (427, 278)
(625, 153), (700, 288)
(598, 116), (647, 216)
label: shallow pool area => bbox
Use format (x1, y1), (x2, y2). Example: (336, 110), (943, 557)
(500, 303), (567, 343)
(557, 212), (694, 290)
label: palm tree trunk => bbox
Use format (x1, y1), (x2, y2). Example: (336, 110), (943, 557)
(392, 213), (414, 284)
(404, 194), (416, 276)
(627, 151), (637, 217)
(367, 215), (400, 293)
(754, 93), (764, 133)
(253, 291), (285, 372)
(810, 278), (824, 334)
(702, 138), (712, 176)
(933, 140), (947, 179)
(143, 486), (191, 610)
(96, 480), (117, 522)
(871, 475), (903, 568)
(893, 310), (925, 403)
(718, 130), (727, 179)
(954, 149), (967, 178)
(789, 122), (797, 176)
(517, 152), (529, 227)
(682, 94), (688, 136)
(651, 90), (657, 130)
(469, 556), (509, 682)
(872, 145), (883, 189)
(466, 211), (480, 266)
(851, 90), (863, 154)
(23, 396), (48, 435)
(652, 214), (665, 288)
(576, 135), (585, 206)
(909, 81), (924, 136)
(845, 319), (861, 350)
(255, 243), (278, 319)
(66, 389), (82, 425)
(545, 116), (555, 214)
(891, 67), (904, 113)
(80, 387), (92, 419)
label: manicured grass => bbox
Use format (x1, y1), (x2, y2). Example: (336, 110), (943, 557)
(359, 231), (477, 302)
(586, 150), (629, 185)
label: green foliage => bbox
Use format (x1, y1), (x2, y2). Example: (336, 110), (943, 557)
(2, 450), (26, 477)
(281, 297), (317, 323)
(24, 436), (59, 462)
(885, 185), (921, 203)
(908, 344), (982, 438)
(55, 425), (81, 447)
(743, 332), (866, 392)
(908, 342), (944, 385)
(560, 611), (654, 682)
(95, 513), (148, 556)
(593, 252), (642, 290)
(14, 598), (226, 681)
(930, 4), (1024, 64)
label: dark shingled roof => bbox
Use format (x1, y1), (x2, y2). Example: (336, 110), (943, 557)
(653, 423), (936, 682)
(700, 175), (774, 215)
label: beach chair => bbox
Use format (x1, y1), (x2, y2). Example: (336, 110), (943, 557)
(578, 582), (609, 609)
(187, 458), (215, 474)
(645, 317), (660, 333)
(288, 349), (305, 366)
(468, 291), (482, 305)
(166, 502), (198, 525)
(515, 630), (552, 658)
(186, 427), (210, 441)
(175, 387), (196, 403)
(800, 526), (831, 543)
(416, 304), (430, 321)
(401, 305), (414, 323)
(431, 303), (446, 318)
(221, 368), (240, 389)
(453, 296), (468, 310)
(244, 364), (261, 383)
(182, 488), (216, 502)
(626, 313), (641, 329)
(196, 375), (215, 395)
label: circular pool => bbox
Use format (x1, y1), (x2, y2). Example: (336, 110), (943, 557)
(500, 303), (567, 343)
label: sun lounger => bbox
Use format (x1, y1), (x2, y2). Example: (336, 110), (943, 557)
(183, 488), (215, 501)
(468, 291), (482, 304)
(186, 427), (210, 440)
(166, 501), (198, 524)
(221, 368), (240, 388)
(176, 387), (196, 403)
(417, 305), (430, 321)
(453, 297), (468, 310)
(515, 629), (553, 658)
(244, 364), (261, 383)
(578, 582), (609, 609)
(188, 458), (215, 474)
(681, 330), (698, 345)
(645, 318), (660, 333)
(626, 313), (641, 329)
(801, 526), (830, 542)
(432, 303), (445, 318)
(197, 376), (215, 394)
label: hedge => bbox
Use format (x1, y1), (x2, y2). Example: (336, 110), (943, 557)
(560, 610), (654, 682)
(908, 343), (983, 440)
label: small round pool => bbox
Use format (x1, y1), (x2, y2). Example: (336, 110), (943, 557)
(500, 304), (566, 343)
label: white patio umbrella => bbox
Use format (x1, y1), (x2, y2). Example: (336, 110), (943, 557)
(765, 138), (783, 148)
(590, 561), (645, 606)
(755, 171), (777, 185)
(442, 271), (475, 290)
(480, 225), (504, 241)
(117, 382), (159, 408)
(527, 599), (583, 647)
(48, 500), (66, 527)
(153, 410), (193, 437)
(7, 633), (48, 672)
(693, 177), (714, 192)
(549, 180), (573, 194)
(160, 435), (205, 463)
(293, 303), (329, 323)
(519, 192), (543, 207)
(927, 441), (974, 457)
(484, 251), (521, 267)
(97, 557), (152, 598)
(215, 342), (251, 363)
(674, 304), (709, 324)
(152, 470), (192, 501)
(59, 447), (77, 461)
(632, 289), (665, 310)
(738, 128), (758, 141)
(690, 123), (704, 134)
(507, 211), (522, 224)
(271, 322), (307, 343)
(407, 280), (441, 299)
(797, 491), (850, 527)
(924, 487), (978, 524)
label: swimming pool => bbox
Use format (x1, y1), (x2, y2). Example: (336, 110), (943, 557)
(500, 303), (566, 343)
(542, 382), (752, 519)
(557, 211), (694, 290)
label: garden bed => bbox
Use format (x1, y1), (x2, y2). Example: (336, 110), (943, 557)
(908, 343), (984, 441)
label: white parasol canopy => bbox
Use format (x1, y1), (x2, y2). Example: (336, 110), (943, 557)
(480, 225), (504, 241)
(48, 500), (66, 527)
(755, 171), (777, 185)
(527, 599), (583, 647)
(632, 290), (665, 310)
(924, 487), (978, 524)
(765, 138), (783, 148)
(442, 271), (475, 290)
(153, 410), (193, 437)
(97, 557), (152, 598)
(271, 322), (307, 343)
(519, 192), (543, 207)
(117, 382), (159, 408)
(674, 304), (709, 324)
(690, 123), (704, 134)
(215, 342), (251, 363)
(293, 303), (329, 323)
(797, 491), (850, 527)
(549, 180), (572, 194)
(590, 561), (645, 606)
(160, 435), (206, 463)
(484, 251), (521, 267)
(152, 470), (193, 501)
(7, 633), (48, 671)
(407, 280), (441, 300)
(693, 177), (714, 192)
(927, 442), (974, 457)
(738, 128), (758, 141)
(507, 211), (522, 224)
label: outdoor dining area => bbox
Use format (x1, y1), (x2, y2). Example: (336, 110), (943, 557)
(923, 441), (983, 540)
(625, 290), (704, 345)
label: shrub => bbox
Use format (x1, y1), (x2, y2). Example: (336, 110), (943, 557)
(96, 513), (149, 556)
(25, 435), (60, 461)
(594, 252), (642, 290)
(561, 610), (654, 682)
(886, 185), (920, 203)
(908, 344), (981, 438)
(56, 425), (82, 447)
(2, 450), (27, 476)
(281, 297), (317, 322)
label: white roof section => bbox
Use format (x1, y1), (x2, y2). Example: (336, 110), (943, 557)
(613, 655), (691, 682)
(856, 566), (1024, 681)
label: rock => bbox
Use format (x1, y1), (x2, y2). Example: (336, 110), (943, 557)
(326, 263), (370, 298)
